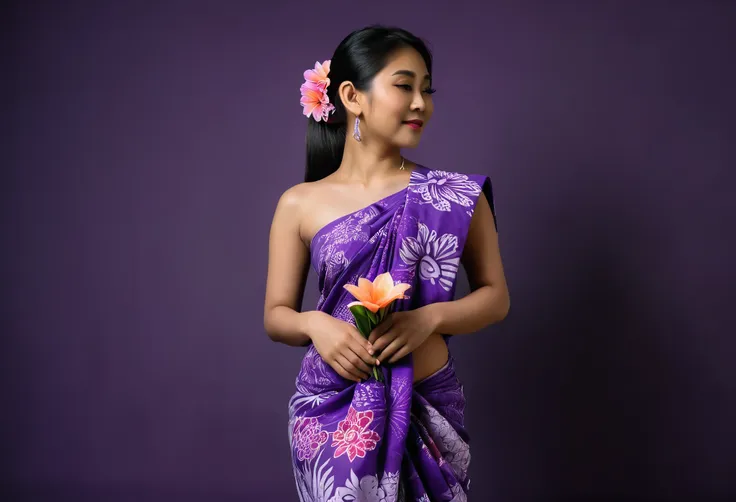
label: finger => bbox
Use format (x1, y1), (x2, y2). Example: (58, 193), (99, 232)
(371, 330), (399, 353)
(387, 344), (413, 364)
(345, 344), (373, 374)
(331, 357), (360, 382)
(368, 315), (394, 344)
(336, 353), (368, 381)
(335, 356), (363, 382)
(346, 338), (377, 369)
(347, 327), (376, 356)
(376, 336), (405, 365)
(368, 321), (392, 345)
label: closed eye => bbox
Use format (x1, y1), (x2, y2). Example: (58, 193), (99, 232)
(395, 84), (437, 94)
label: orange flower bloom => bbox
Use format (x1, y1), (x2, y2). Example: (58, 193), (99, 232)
(344, 272), (411, 313)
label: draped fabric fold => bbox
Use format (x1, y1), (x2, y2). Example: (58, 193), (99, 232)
(288, 165), (496, 501)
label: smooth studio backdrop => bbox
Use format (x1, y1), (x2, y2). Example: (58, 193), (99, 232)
(4, 1), (735, 500)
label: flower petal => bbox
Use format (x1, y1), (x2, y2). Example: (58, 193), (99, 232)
(312, 106), (324, 122)
(344, 284), (373, 303)
(372, 272), (394, 302)
(376, 283), (411, 308)
(376, 294), (409, 309)
(357, 277), (372, 290)
(348, 300), (381, 313)
(300, 80), (324, 94)
(417, 223), (431, 246)
(302, 101), (318, 117)
(356, 414), (371, 428)
(300, 94), (317, 107)
(438, 185), (473, 206)
(303, 69), (317, 82)
(432, 234), (459, 261)
(300, 86), (323, 104)
(389, 282), (411, 296)
(360, 301), (381, 313)
(320, 103), (335, 121)
(399, 237), (423, 265)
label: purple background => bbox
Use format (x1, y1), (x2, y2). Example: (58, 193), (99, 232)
(4, 1), (735, 500)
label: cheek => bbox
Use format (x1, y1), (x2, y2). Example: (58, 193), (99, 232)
(424, 99), (435, 119)
(374, 97), (408, 127)
(387, 95), (410, 117)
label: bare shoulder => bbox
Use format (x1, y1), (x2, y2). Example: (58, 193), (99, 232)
(272, 180), (329, 245)
(274, 182), (308, 211)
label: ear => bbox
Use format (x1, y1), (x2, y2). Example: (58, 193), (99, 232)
(338, 81), (363, 117)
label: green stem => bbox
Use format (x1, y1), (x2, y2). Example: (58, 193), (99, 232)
(372, 365), (383, 382)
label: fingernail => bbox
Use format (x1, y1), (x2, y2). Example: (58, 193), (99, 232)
(368, 349), (374, 355)
(376, 359), (381, 365)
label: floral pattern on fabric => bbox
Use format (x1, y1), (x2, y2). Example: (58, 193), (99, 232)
(288, 165), (495, 501)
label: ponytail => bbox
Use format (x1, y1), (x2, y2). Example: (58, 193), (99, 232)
(304, 114), (346, 183)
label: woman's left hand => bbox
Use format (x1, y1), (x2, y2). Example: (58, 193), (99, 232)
(367, 307), (439, 365)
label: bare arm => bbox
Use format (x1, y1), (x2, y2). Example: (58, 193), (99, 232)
(263, 184), (378, 381)
(263, 186), (314, 346)
(425, 191), (510, 334)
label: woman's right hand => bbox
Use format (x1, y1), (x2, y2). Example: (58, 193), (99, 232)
(305, 311), (377, 382)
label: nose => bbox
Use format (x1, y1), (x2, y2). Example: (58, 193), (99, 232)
(410, 90), (426, 112)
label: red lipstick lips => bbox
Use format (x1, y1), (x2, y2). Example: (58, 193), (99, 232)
(403, 119), (424, 130)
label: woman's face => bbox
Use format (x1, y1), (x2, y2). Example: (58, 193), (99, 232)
(360, 47), (435, 149)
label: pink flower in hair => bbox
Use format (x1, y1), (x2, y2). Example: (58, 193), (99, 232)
(300, 60), (336, 122)
(304, 60), (331, 89)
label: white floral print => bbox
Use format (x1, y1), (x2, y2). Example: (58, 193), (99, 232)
(289, 346), (341, 417)
(423, 406), (471, 481)
(290, 165), (479, 502)
(328, 470), (401, 502)
(293, 449), (336, 502)
(325, 250), (350, 282)
(399, 223), (460, 292)
(409, 169), (481, 212)
(292, 417), (330, 461)
(353, 382), (386, 410)
(313, 207), (379, 278)
(443, 482), (468, 502)
(387, 374), (411, 439)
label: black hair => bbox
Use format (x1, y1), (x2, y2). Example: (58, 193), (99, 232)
(304, 25), (433, 183)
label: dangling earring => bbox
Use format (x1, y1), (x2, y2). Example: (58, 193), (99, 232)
(353, 116), (362, 142)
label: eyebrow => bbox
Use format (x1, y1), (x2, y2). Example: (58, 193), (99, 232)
(392, 69), (430, 80)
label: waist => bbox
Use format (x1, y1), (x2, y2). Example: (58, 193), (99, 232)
(412, 333), (449, 383)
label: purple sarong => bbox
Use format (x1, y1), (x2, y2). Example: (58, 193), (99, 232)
(288, 165), (496, 501)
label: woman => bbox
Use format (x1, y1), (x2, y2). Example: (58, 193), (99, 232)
(264, 25), (509, 501)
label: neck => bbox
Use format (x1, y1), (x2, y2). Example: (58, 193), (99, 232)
(338, 141), (404, 186)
